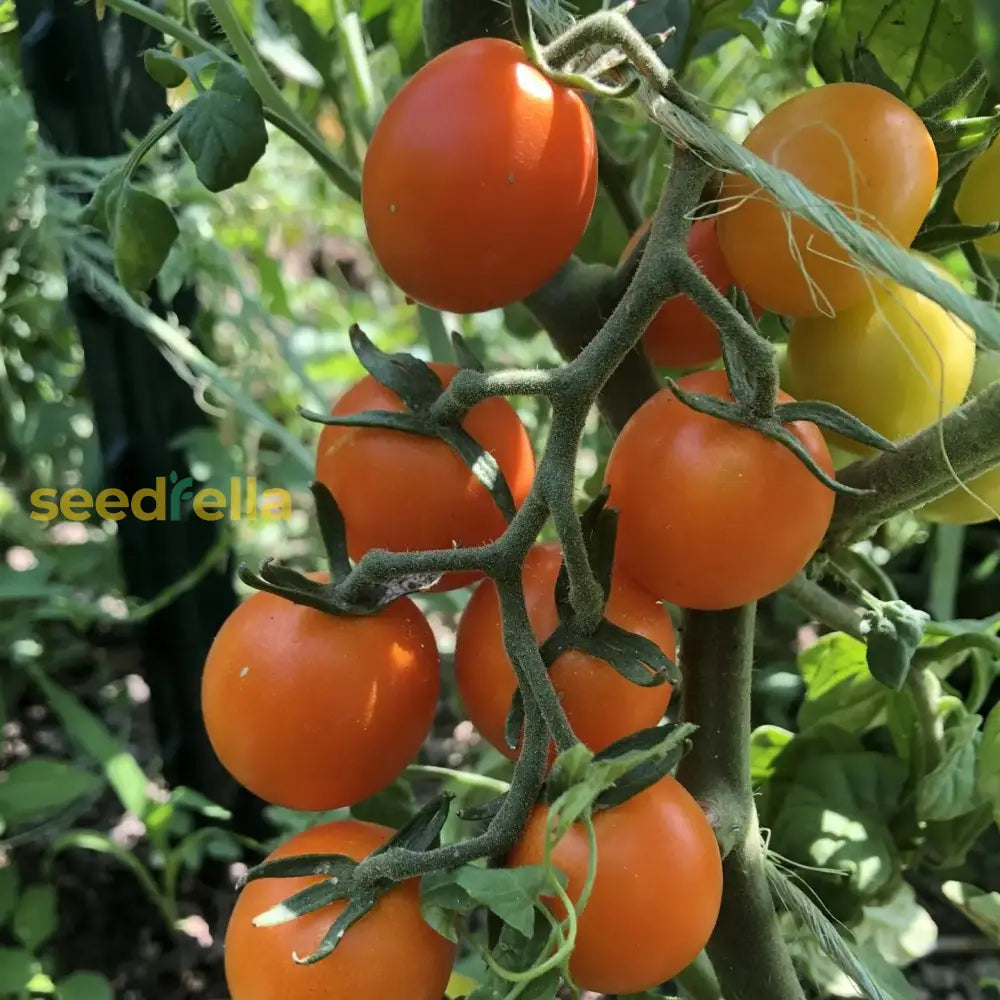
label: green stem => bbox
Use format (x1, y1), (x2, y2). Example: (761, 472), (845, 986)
(105, 0), (237, 68)
(405, 764), (511, 794)
(122, 109), (184, 183)
(332, 0), (380, 131)
(927, 523), (966, 621)
(782, 573), (865, 641)
(677, 605), (807, 1000)
(597, 133), (643, 234)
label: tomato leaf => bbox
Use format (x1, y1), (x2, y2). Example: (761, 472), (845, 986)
(975, 0), (1000, 88)
(78, 167), (125, 237)
(469, 919), (561, 1000)
(815, 0), (979, 104)
(977, 702), (1000, 827)
(0, 86), (32, 211)
(862, 600), (930, 691)
(688, 0), (768, 51)
(0, 758), (101, 831)
(56, 971), (114, 1000)
(12, 884), (57, 952)
(143, 48), (188, 89)
(797, 632), (890, 734)
(0, 865), (18, 929)
(350, 778), (418, 829)
(0, 949), (36, 997)
(178, 63), (268, 192)
(454, 866), (548, 937)
(917, 707), (983, 821)
(913, 219), (1000, 252)
(113, 184), (179, 294)
(941, 880), (1000, 942)
(750, 725), (794, 784)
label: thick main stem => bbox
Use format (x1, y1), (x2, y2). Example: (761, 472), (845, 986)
(678, 605), (806, 1000)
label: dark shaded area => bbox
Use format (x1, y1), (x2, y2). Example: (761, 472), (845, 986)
(12, 0), (263, 830)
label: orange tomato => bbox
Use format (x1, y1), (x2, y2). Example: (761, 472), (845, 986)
(717, 82), (937, 317)
(454, 542), (675, 759)
(507, 775), (722, 994)
(604, 369), (835, 609)
(225, 820), (455, 1000)
(622, 217), (758, 369)
(202, 589), (439, 810)
(315, 362), (535, 591)
(362, 38), (598, 313)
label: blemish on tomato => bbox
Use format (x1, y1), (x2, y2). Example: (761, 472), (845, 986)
(239, 666), (250, 678)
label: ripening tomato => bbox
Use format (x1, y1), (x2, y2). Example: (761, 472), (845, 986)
(316, 363), (535, 591)
(621, 217), (761, 369)
(787, 259), (976, 455)
(225, 820), (455, 1000)
(202, 588), (439, 810)
(955, 137), (1000, 256)
(919, 351), (1000, 524)
(362, 38), (598, 313)
(454, 542), (675, 759)
(507, 775), (722, 994)
(717, 82), (937, 317)
(604, 369), (835, 610)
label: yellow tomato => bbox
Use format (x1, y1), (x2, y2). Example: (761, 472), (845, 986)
(787, 260), (976, 455)
(955, 138), (1000, 256)
(919, 349), (1000, 524)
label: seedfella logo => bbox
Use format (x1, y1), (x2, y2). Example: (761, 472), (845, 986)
(30, 473), (292, 522)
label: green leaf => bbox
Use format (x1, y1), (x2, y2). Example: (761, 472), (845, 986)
(0, 759), (102, 830)
(0, 949), (36, 996)
(0, 864), (19, 928)
(25, 666), (149, 820)
(113, 185), (179, 293)
(178, 64), (268, 192)
(455, 865), (548, 937)
(689, 0), (767, 49)
(941, 880), (1000, 941)
(978, 702), (1000, 826)
(143, 49), (188, 89)
(750, 725), (794, 783)
(0, 88), (32, 210)
(389, 0), (423, 69)
(797, 632), (889, 734)
(56, 971), (114, 1000)
(815, 0), (979, 103)
(350, 778), (417, 829)
(974, 0), (1000, 87)
(863, 600), (930, 691)
(78, 168), (125, 237)
(13, 884), (57, 951)
(420, 870), (475, 942)
(918, 708), (983, 821)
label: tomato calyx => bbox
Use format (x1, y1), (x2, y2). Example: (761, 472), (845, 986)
(239, 481), (442, 614)
(504, 491), (679, 751)
(240, 795), (453, 965)
(301, 325), (519, 523)
(661, 373), (893, 496)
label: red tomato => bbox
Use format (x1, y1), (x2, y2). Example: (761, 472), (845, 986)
(225, 820), (455, 999)
(315, 362), (535, 591)
(202, 588), (439, 810)
(604, 369), (834, 609)
(507, 775), (722, 994)
(621, 218), (759, 369)
(454, 542), (675, 759)
(362, 38), (598, 313)
(717, 82), (937, 317)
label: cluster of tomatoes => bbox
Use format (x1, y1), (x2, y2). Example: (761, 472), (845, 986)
(203, 31), (996, 1000)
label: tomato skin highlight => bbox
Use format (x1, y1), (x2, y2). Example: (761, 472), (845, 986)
(622, 217), (758, 369)
(454, 542), (675, 760)
(224, 820), (456, 1000)
(604, 369), (835, 610)
(786, 263), (976, 455)
(315, 362), (535, 591)
(201, 589), (439, 810)
(717, 82), (937, 318)
(507, 775), (722, 994)
(955, 137), (1000, 257)
(362, 37), (598, 313)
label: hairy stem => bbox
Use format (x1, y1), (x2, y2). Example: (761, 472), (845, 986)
(678, 605), (806, 1000)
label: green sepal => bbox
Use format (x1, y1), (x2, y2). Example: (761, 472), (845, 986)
(451, 331), (485, 372)
(925, 114), (1000, 155)
(842, 42), (906, 100)
(251, 876), (355, 929)
(457, 794), (507, 823)
(379, 793), (454, 855)
(776, 401), (896, 453)
(350, 325), (446, 411)
(242, 853), (358, 886)
(294, 893), (377, 965)
(913, 221), (1000, 253)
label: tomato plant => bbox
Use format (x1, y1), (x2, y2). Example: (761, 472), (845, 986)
(786, 260), (976, 453)
(315, 362), (535, 591)
(454, 541), (675, 759)
(717, 82), (938, 317)
(225, 820), (456, 1000)
(362, 37), (598, 313)
(604, 369), (835, 610)
(507, 775), (723, 994)
(621, 217), (759, 369)
(201, 587), (439, 810)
